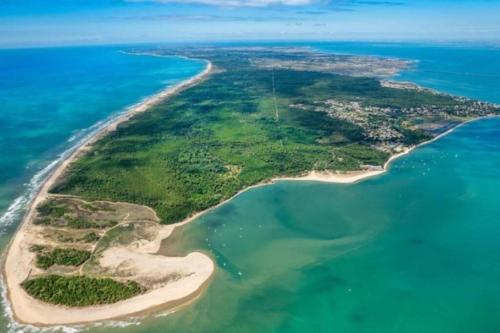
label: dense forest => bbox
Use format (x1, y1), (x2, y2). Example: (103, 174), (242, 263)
(51, 48), (499, 224)
(22, 275), (144, 306)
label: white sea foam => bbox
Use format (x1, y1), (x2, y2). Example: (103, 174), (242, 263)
(2, 275), (139, 333)
(0, 109), (125, 236)
(0, 108), (145, 332)
(0, 54), (208, 329)
(0, 157), (59, 234)
(67, 133), (78, 143)
(0, 90), (185, 329)
(154, 308), (178, 318)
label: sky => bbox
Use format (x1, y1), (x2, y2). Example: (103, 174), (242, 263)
(1, 0), (500, 47)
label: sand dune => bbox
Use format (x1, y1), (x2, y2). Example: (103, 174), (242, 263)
(2, 59), (215, 326)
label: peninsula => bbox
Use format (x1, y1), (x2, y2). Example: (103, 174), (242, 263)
(3, 47), (499, 326)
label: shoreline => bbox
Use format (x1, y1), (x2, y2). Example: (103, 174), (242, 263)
(1, 47), (497, 327)
(2, 58), (214, 326)
(164, 115), (500, 236)
(282, 115), (499, 184)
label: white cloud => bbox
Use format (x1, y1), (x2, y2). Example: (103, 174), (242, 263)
(127, 0), (314, 7)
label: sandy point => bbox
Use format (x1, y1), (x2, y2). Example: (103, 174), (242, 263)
(2, 59), (215, 326)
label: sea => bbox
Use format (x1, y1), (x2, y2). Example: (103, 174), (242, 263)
(0, 46), (205, 239)
(0, 42), (500, 332)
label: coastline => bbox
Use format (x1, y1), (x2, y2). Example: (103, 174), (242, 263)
(1, 46), (497, 327)
(282, 115), (499, 184)
(2, 58), (214, 326)
(164, 115), (500, 237)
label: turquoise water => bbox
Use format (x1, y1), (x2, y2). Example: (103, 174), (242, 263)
(0, 46), (205, 236)
(313, 42), (500, 103)
(102, 43), (500, 333)
(118, 117), (500, 333)
(2, 42), (500, 332)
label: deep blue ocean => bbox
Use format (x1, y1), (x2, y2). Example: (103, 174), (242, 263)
(1, 42), (500, 332)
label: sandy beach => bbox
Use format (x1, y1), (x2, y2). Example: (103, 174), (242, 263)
(278, 149), (410, 184)
(282, 115), (499, 184)
(2, 48), (496, 327)
(2, 59), (215, 326)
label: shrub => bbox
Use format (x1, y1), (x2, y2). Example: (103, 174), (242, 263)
(36, 248), (91, 269)
(81, 232), (100, 243)
(37, 200), (67, 217)
(22, 275), (144, 306)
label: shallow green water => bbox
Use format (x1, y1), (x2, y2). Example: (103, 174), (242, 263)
(3, 43), (500, 332)
(85, 117), (500, 333)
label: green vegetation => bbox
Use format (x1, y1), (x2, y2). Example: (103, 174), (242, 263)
(330, 144), (390, 170)
(67, 218), (117, 229)
(35, 248), (91, 269)
(50, 48), (499, 224)
(22, 275), (144, 306)
(81, 231), (100, 243)
(21, 48), (500, 309)
(84, 222), (157, 274)
(33, 198), (119, 229)
(53, 230), (100, 243)
(37, 200), (68, 218)
(29, 244), (47, 253)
